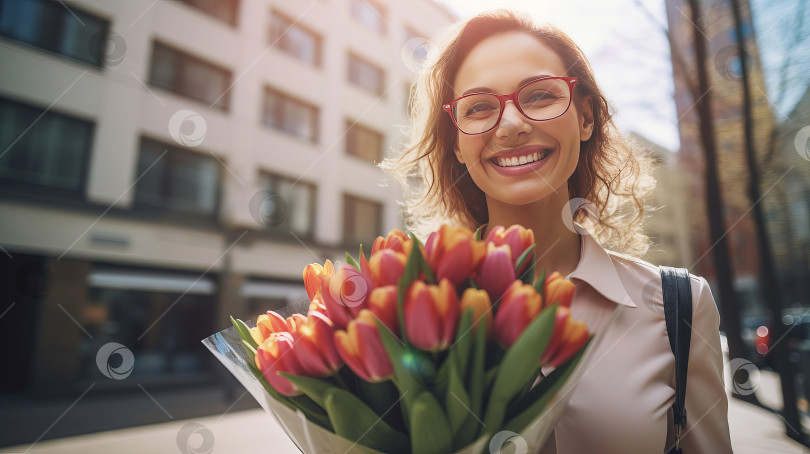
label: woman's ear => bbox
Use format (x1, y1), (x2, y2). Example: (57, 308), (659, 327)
(577, 96), (595, 141)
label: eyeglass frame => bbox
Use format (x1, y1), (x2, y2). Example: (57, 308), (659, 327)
(442, 76), (579, 135)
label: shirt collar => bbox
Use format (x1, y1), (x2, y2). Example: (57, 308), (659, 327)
(566, 230), (637, 308)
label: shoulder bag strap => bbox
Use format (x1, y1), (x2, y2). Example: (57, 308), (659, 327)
(660, 266), (693, 454)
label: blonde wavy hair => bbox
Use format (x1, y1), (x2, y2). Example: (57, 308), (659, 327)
(381, 10), (656, 257)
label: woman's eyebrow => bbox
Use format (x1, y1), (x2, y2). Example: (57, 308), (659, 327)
(460, 74), (554, 96)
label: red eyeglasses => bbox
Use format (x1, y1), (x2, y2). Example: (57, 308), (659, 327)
(443, 76), (578, 135)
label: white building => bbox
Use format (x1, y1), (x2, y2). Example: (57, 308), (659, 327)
(0, 0), (455, 443)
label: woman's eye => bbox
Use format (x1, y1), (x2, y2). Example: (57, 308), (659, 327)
(463, 102), (497, 116)
(524, 91), (557, 103)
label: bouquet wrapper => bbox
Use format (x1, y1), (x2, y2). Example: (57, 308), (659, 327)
(202, 307), (620, 454)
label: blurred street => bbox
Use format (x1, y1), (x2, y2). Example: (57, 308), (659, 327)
(2, 369), (807, 454)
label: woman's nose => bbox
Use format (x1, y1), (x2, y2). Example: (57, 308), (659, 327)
(495, 101), (531, 140)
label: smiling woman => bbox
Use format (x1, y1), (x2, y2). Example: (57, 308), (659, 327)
(382, 9), (732, 454)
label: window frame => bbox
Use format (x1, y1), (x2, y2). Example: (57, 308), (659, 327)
(269, 9), (322, 67)
(347, 52), (386, 96)
(259, 171), (317, 239)
(262, 86), (320, 143)
(148, 41), (233, 111)
(178, 0), (241, 26)
(342, 193), (383, 246)
(345, 119), (384, 163)
(349, 0), (387, 35)
(133, 136), (222, 219)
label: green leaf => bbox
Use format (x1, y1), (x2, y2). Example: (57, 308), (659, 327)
(504, 336), (592, 433)
(445, 349), (472, 440)
(231, 317), (257, 350)
(515, 244), (536, 285)
(483, 303), (559, 431)
(324, 387), (410, 454)
(453, 308), (475, 379)
(397, 234), (424, 343)
(533, 268), (547, 298)
(288, 394), (333, 431)
(357, 379), (401, 425)
(474, 225), (485, 241)
(409, 391), (453, 454)
(279, 372), (338, 409)
(468, 320), (487, 437)
(411, 234), (436, 284)
(376, 319), (425, 432)
(345, 251), (360, 271)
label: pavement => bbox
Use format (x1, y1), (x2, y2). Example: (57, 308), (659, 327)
(2, 369), (809, 453)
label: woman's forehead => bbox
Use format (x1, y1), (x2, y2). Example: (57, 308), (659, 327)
(452, 31), (567, 97)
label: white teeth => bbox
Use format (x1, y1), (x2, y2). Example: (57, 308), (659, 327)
(495, 149), (551, 167)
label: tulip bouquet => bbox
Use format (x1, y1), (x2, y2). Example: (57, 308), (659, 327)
(204, 224), (604, 454)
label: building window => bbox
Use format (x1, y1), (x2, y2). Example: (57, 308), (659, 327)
(348, 53), (385, 95)
(345, 120), (383, 163)
(134, 137), (220, 216)
(350, 0), (386, 34)
(269, 10), (321, 67)
(148, 42), (232, 110)
(343, 194), (382, 246)
(0, 97), (92, 193)
(262, 87), (319, 142)
(179, 0), (240, 25)
(0, 0), (110, 67)
(258, 173), (316, 237)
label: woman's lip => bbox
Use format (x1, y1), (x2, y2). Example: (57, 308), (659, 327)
(488, 149), (554, 176)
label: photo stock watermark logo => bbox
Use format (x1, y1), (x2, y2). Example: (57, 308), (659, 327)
(89, 30), (127, 67)
(248, 190), (287, 227)
(15, 262), (54, 299)
(489, 430), (528, 454)
(168, 109), (207, 147)
(795, 125), (810, 161)
(176, 422), (215, 454)
(713, 45), (750, 81)
(727, 357), (760, 395)
(401, 37), (429, 74)
(327, 266), (370, 309)
(96, 342), (135, 380)
(637, 276), (664, 315)
(562, 198), (599, 235)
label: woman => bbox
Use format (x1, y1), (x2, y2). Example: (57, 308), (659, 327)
(383, 10), (732, 454)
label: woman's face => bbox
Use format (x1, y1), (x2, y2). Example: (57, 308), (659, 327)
(451, 31), (594, 206)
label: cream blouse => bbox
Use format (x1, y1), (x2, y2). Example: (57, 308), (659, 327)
(536, 232), (732, 454)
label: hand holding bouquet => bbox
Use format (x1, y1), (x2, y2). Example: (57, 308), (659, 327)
(207, 224), (596, 454)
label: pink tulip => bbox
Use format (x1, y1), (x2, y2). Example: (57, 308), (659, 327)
(404, 279), (459, 352)
(493, 281), (543, 349)
(255, 332), (306, 396)
(425, 225), (486, 287)
(291, 311), (342, 377)
(539, 306), (589, 368)
(368, 248), (407, 287)
(368, 285), (400, 335)
(372, 229), (412, 256)
(485, 225), (535, 277)
(321, 264), (372, 329)
(459, 288), (493, 340)
(476, 243), (516, 303)
(334, 310), (394, 382)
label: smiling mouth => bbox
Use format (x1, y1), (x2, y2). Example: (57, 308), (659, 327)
(492, 149), (553, 167)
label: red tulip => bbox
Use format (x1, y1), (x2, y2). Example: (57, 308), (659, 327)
(334, 309), (394, 382)
(459, 288), (493, 340)
(291, 311), (342, 377)
(250, 311), (306, 345)
(539, 306), (589, 368)
(404, 279), (459, 352)
(485, 225), (535, 276)
(321, 263), (372, 329)
(303, 260), (334, 301)
(372, 229), (412, 256)
(368, 248), (407, 287)
(493, 281), (543, 349)
(255, 332), (306, 396)
(368, 285), (399, 335)
(424, 224), (486, 287)
(476, 244), (516, 303)
(544, 271), (575, 308)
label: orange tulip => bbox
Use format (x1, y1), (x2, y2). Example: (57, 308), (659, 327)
(334, 309), (394, 382)
(368, 248), (407, 287)
(544, 271), (576, 308)
(476, 244), (516, 303)
(368, 285), (399, 335)
(255, 332), (306, 396)
(539, 306), (589, 368)
(485, 225), (535, 276)
(372, 229), (412, 256)
(404, 279), (459, 352)
(493, 281), (543, 349)
(303, 260), (334, 301)
(459, 288), (493, 340)
(321, 263), (372, 329)
(424, 224), (486, 287)
(250, 311), (306, 345)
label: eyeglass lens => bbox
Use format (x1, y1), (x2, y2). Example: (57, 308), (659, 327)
(452, 78), (571, 134)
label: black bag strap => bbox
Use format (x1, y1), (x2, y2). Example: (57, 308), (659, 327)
(660, 266), (693, 454)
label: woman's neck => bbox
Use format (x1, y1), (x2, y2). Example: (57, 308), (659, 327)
(482, 189), (582, 281)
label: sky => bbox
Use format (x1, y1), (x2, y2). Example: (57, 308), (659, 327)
(435, 0), (680, 152)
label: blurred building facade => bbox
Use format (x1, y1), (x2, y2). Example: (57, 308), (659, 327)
(0, 0), (454, 444)
(631, 133), (693, 268)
